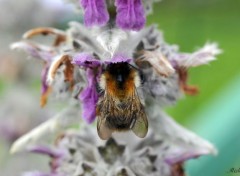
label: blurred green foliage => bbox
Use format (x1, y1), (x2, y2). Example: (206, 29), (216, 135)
(147, 0), (240, 124)
(147, 1), (240, 176)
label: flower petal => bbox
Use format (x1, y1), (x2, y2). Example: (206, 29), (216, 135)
(41, 64), (50, 95)
(164, 147), (215, 165)
(72, 53), (101, 68)
(80, 69), (99, 123)
(47, 54), (74, 85)
(22, 171), (59, 176)
(10, 41), (54, 62)
(28, 145), (65, 158)
(116, 0), (146, 31)
(80, 0), (109, 27)
(137, 50), (175, 77)
(23, 27), (66, 47)
(176, 43), (222, 68)
(40, 64), (52, 107)
(105, 54), (132, 64)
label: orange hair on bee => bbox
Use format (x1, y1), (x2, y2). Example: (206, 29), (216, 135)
(103, 68), (136, 100)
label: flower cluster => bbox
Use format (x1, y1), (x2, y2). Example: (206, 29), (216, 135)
(11, 0), (221, 176)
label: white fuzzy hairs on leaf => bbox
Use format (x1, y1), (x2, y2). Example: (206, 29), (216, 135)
(177, 43), (222, 68)
(10, 41), (55, 61)
(96, 29), (127, 57)
(10, 104), (80, 154)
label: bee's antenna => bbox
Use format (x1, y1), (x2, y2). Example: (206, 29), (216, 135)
(128, 63), (140, 71)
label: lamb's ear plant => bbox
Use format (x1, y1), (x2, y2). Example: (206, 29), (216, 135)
(11, 0), (221, 175)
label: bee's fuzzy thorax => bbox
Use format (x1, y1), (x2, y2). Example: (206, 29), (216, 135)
(104, 70), (135, 99)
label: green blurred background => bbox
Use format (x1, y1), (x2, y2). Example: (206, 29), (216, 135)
(0, 0), (240, 175)
(149, 0), (240, 124)
(148, 0), (240, 176)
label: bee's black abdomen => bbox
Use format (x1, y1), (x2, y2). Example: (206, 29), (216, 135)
(106, 115), (132, 130)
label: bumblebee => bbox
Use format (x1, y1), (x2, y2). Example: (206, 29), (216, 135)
(97, 62), (148, 140)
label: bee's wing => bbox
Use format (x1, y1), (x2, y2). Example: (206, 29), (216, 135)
(97, 115), (113, 140)
(131, 108), (148, 138)
(97, 95), (114, 140)
(131, 90), (148, 138)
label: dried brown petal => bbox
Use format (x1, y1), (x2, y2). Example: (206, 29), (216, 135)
(23, 27), (66, 46)
(40, 86), (52, 108)
(50, 55), (74, 90)
(136, 50), (175, 77)
(171, 163), (185, 176)
(177, 67), (199, 96)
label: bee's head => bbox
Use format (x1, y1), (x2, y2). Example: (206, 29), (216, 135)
(106, 62), (131, 87)
(99, 62), (142, 92)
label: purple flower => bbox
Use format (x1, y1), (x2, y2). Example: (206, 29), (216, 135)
(28, 145), (67, 174)
(40, 64), (51, 107)
(72, 53), (101, 68)
(10, 41), (54, 62)
(28, 145), (65, 158)
(115, 0), (146, 31)
(164, 147), (212, 165)
(80, 0), (109, 27)
(79, 68), (99, 123)
(10, 1), (221, 175)
(41, 65), (49, 95)
(105, 54), (132, 64)
(22, 171), (59, 176)
(72, 53), (101, 123)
